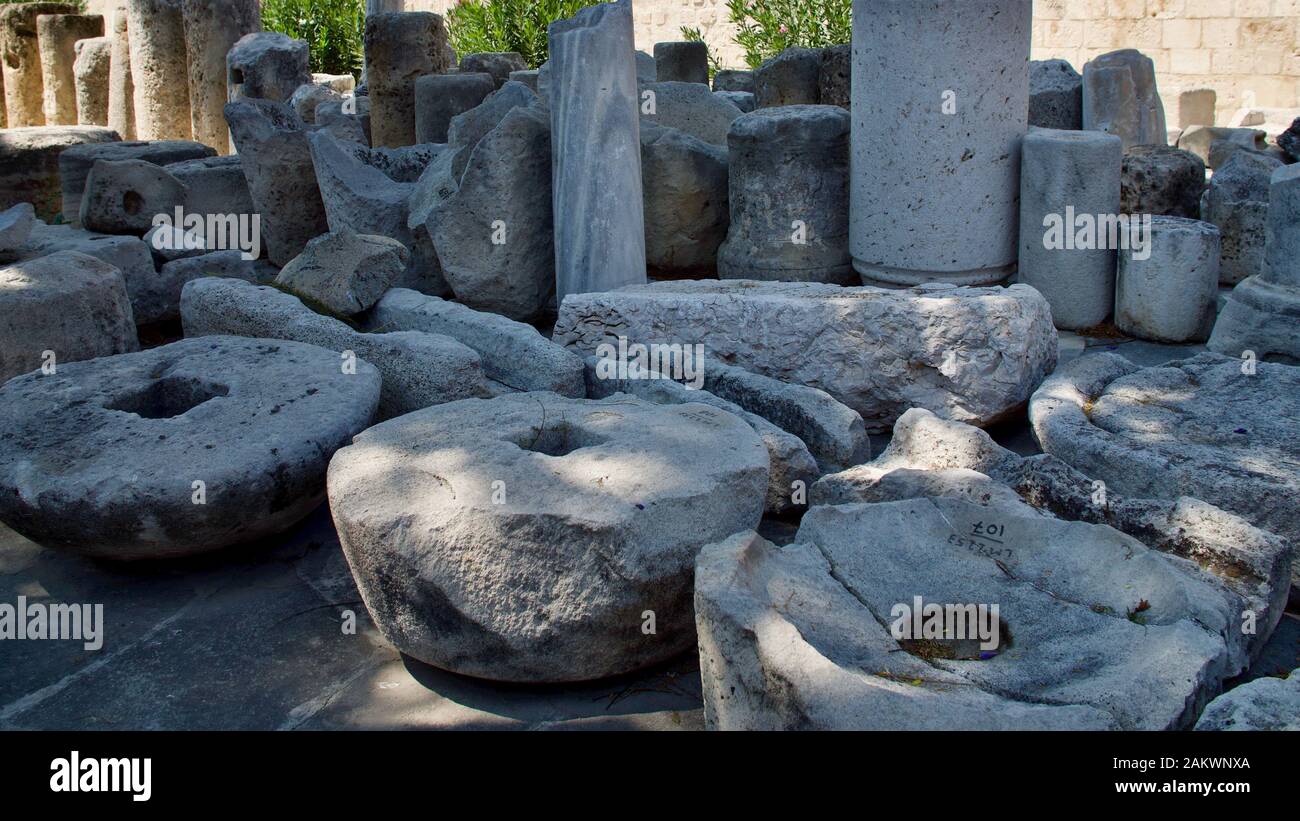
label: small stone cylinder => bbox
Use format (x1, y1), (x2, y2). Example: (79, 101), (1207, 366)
(73, 36), (111, 126)
(1115, 216), (1220, 343)
(1, 3), (78, 127)
(718, 105), (853, 284)
(38, 14), (104, 126)
(364, 12), (451, 148)
(850, 0), (1032, 286)
(126, 0), (191, 140)
(414, 71), (494, 143)
(654, 41), (708, 84)
(181, 0), (261, 154)
(1018, 127), (1123, 330)
(107, 4), (135, 140)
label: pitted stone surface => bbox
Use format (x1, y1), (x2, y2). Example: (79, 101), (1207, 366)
(327, 392), (768, 682)
(0, 335), (380, 559)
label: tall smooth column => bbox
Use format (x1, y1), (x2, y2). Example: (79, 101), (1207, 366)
(850, 0), (1031, 286)
(126, 0), (191, 140)
(181, 0), (261, 154)
(547, 0), (646, 302)
(107, 3), (135, 140)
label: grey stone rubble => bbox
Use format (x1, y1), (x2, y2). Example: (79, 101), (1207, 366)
(274, 230), (408, 317)
(553, 279), (1058, 433)
(1120, 144), (1205, 219)
(1082, 48), (1167, 149)
(79, 158), (187, 234)
(1195, 671), (1300, 731)
(1114, 216), (1220, 343)
(226, 31), (311, 104)
(363, 12), (450, 149)
(654, 41), (708, 84)
(1029, 59), (1083, 130)
(1030, 351), (1300, 604)
(1177, 125), (1266, 168)
(0, 125), (119, 218)
(0, 335), (380, 559)
(639, 122), (728, 277)
(460, 52), (527, 88)
(58, 138), (215, 225)
(713, 90), (754, 113)
(413, 72), (494, 143)
(1201, 149), (1282, 285)
(639, 81), (741, 146)
(810, 407), (1292, 669)
(181, 276), (490, 418)
(289, 81), (344, 126)
(327, 392), (767, 682)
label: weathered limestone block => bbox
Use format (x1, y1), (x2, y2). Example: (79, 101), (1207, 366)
(654, 40), (707, 84)
(313, 96), (368, 145)
(0, 3), (78, 128)
(1029, 59), (1083, 130)
(459, 51), (526, 88)
(226, 32), (310, 104)
(0, 335), (380, 559)
(79, 157), (188, 234)
(0, 125), (119, 218)
(1177, 125), (1265, 168)
(547, 0), (646, 302)
(850, 0), (1031, 286)
(697, 495), (1237, 730)
(106, 4), (134, 140)
(1200, 149), (1282, 285)
(1120, 144), (1204, 219)
(366, 288), (585, 397)
(811, 406), (1292, 668)
(753, 46), (820, 108)
(639, 80), (741, 146)
(1196, 671), (1300, 731)
(442, 79), (535, 177)
(1030, 351), (1300, 604)
(363, 12), (450, 148)
(0, 202), (36, 255)
(640, 122), (728, 277)
(1018, 127), (1123, 330)
(224, 98), (327, 266)
(327, 392), (768, 682)
(181, 276), (489, 417)
(718, 105), (852, 284)
(73, 36), (111, 126)
(1178, 88), (1216, 129)
(288, 81), (343, 125)
(818, 44), (850, 109)
(181, 0), (260, 153)
(59, 138), (214, 224)
(125, 0), (191, 140)
(165, 154), (254, 216)
(413, 71), (494, 143)
(1209, 163), (1300, 364)
(0, 250), (137, 383)
(507, 69), (538, 91)
(714, 90), (754, 112)
(422, 106), (553, 320)
(1115, 216), (1220, 343)
(274, 230), (407, 316)
(553, 279), (1058, 433)
(1082, 49), (1167, 149)
(37, 14), (104, 125)
(712, 69), (753, 94)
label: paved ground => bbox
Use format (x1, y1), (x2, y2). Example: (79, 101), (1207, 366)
(0, 330), (1294, 730)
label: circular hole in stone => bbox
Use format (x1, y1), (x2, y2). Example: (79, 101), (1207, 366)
(514, 424), (605, 458)
(105, 376), (230, 419)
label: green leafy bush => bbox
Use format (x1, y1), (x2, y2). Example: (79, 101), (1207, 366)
(260, 0), (364, 77)
(679, 26), (723, 80)
(726, 0), (850, 68)
(446, 0), (604, 69)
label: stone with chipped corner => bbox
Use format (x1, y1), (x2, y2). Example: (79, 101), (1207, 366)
(274, 230), (407, 317)
(1195, 671), (1300, 731)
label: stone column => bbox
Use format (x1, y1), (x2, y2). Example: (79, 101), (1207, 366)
(107, 3), (135, 140)
(181, 0), (261, 154)
(0, 3), (78, 127)
(850, 0), (1032, 286)
(38, 14), (104, 126)
(414, 72), (494, 143)
(1018, 128), (1122, 330)
(1209, 164), (1300, 362)
(73, 36), (112, 126)
(547, 0), (646, 302)
(654, 41), (707, 84)
(717, 105), (853, 284)
(226, 32), (311, 104)
(126, 0), (191, 140)
(1115, 216), (1220, 343)
(364, 12), (450, 148)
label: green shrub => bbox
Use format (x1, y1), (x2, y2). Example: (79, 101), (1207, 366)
(679, 26), (723, 80)
(725, 0), (850, 68)
(446, 0), (604, 69)
(260, 0), (364, 77)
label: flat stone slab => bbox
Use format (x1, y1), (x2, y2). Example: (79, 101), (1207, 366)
(327, 392), (768, 683)
(1030, 351), (1300, 603)
(698, 496), (1239, 730)
(553, 279), (1058, 433)
(0, 335), (380, 560)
